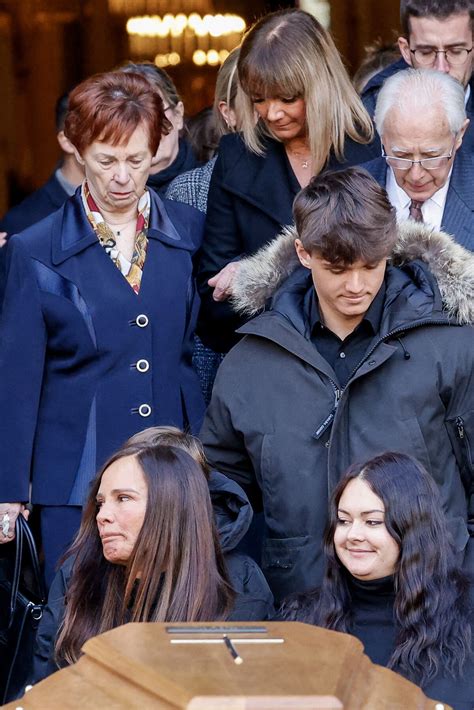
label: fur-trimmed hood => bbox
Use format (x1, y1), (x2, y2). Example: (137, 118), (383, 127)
(230, 220), (474, 325)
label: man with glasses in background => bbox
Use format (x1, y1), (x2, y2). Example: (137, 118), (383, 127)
(362, 68), (473, 250)
(362, 0), (474, 151)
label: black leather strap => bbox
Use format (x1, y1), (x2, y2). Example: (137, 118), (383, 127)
(8, 516), (45, 626)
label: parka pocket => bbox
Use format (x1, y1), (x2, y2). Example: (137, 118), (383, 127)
(262, 535), (322, 604)
(446, 409), (474, 500)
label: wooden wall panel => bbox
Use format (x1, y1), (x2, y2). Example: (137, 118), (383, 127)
(330, 0), (401, 73)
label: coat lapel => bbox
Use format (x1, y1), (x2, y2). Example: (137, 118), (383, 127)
(51, 189), (196, 268)
(51, 191), (98, 265)
(223, 138), (296, 227)
(442, 148), (474, 250)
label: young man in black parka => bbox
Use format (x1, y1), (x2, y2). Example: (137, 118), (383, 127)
(201, 166), (474, 603)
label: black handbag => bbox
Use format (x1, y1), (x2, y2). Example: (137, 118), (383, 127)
(0, 514), (46, 704)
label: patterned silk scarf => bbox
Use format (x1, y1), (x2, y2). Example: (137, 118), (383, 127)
(82, 181), (150, 294)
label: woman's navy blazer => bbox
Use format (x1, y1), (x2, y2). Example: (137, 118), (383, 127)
(0, 189), (205, 504)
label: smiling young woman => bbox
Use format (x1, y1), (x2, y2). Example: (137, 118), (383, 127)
(280, 452), (473, 709)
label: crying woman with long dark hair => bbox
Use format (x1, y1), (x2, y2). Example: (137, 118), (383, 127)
(280, 452), (473, 709)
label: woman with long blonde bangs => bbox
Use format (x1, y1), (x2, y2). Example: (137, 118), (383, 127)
(237, 13), (373, 172)
(197, 9), (377, 354)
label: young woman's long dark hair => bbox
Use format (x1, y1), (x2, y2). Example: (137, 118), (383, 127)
(282, 452), (472, 685)
(55, 444), (234, 664)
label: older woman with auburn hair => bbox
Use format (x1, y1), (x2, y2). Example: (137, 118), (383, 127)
(280, 452), (473, 710)
(197, 8), (377, 353)
(0, 71), (205, 586)
(32, 440), (273, 681)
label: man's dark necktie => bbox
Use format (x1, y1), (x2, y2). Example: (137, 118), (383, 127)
(409, 200), (424, 222)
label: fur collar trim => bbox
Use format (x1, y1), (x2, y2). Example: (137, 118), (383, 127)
(230, 221), (474, 325)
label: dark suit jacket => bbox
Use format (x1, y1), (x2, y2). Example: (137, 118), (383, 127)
(0, 172), (69, 308)
(197, 132), (377, 352)
(363, 148), (474, 251)
(0, 189), (205, 505)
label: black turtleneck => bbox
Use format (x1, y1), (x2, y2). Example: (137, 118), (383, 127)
(347, 574), (397, 667)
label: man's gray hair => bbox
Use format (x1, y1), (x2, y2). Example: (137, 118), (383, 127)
(374, 68), (467, 136)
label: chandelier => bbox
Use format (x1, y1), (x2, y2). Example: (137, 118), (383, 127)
(108, 1), (246, 67)
(126, 13), (245, 67)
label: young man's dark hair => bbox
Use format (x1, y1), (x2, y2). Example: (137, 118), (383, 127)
(400, 0), (474, 37)
(293, 167), (397, 265)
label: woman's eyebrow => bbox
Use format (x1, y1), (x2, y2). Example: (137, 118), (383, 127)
(96, 487), (140, 500)
(338, 508), (384, 515)
(110, 488), (140, 495)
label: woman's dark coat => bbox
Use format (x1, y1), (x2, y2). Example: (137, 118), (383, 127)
(0, 189), (205, 505)
(201, 222), (474, 603)
(32, 472), (274, 682)
(197, 133), (377, 353)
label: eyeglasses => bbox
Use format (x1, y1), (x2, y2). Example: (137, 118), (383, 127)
(381, 139), (456, 171)
(410, 46), (472, 66)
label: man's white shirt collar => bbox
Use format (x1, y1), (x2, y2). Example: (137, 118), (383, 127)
(386, 166), (452, 229)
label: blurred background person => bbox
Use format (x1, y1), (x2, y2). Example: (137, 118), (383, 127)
(33, 440), (273, 682)
(197, 9), (377, 354)
(280, 452), (473, 710)
(122, 62), (201, 196)
(0, 70), (205, 587)
(166, 46), (241, 214)
(0, 91), (84, 308)
(0, 91), (84, 236)
(352, 39), (401, 94)
(186, 106), (219, 165)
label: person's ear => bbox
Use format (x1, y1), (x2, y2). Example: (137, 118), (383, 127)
(218, 101), (237, 129)
(398, 36), (413, 66)
(69, 142), (85, 167)
(456, 118), (470, 147)
(295, 239), (312, 269)
(174, 101), (184, 131)
(57, 130), (77, 156)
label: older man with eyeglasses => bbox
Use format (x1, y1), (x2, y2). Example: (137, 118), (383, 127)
(362, 68), (473, 250)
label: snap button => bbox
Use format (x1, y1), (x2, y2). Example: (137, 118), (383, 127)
(138, 404), (152, 417)
(136, 314), (149, 328)
(339, 352), (346, 359)
(136, 359), (150, 373)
